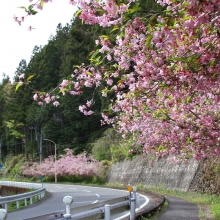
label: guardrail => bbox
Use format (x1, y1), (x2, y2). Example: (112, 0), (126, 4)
(69, 196), (131, 220)
(0, 184), (144, 220)
(23, 187), (142, 220)
(0, 181), (45, 211)
(23, 195), (132, 220)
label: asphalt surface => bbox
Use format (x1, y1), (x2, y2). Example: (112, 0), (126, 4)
(7, 184), (149, 220)
(156, 195), (200, 220)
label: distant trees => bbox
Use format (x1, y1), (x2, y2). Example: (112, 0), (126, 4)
(0, 18), (110, 161)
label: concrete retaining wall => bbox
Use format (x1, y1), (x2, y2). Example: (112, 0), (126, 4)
(107, 155), (200, 192)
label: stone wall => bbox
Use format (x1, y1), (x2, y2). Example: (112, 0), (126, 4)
(107, 155), (218, 193)
(189, 160), (220, 195)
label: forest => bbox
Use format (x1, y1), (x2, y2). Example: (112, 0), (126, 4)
(0, 17), (121, 164)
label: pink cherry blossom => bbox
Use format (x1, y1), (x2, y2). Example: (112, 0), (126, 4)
(22, 149), (103, 178)
(19, 73), (25, 79)
(44, 96), (51, 104)
(69, 0), (77, 5)
(86, 100), (92, 108)
(24, 0), (220, 160)
(60, 79), (69, 89)
(53, 101), (60, 107)
(33, 93), (38, 101)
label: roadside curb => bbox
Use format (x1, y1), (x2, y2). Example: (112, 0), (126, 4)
(114, 188), (165, 220)
(135, 190), (165, 219)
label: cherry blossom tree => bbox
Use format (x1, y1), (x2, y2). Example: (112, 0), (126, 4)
(16, 0), (220, 161)
(22, 149), (102, 178)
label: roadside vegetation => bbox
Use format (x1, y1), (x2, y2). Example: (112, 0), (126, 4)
(1, 150), (220, 219)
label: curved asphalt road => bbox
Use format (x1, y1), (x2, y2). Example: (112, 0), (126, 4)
(7, 183), (148, 220)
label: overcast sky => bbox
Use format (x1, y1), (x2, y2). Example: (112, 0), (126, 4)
(0, 0), (77, 82)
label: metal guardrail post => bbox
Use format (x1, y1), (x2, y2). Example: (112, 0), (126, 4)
(3, 204), (7, 212)
(16, 201), (19, 209)
(136, 193), (140, 209)
(104, 204), (110, 220)
(130, 198), (135, 220)
(132, 186), (137, 209)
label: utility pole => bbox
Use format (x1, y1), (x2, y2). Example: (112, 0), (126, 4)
(40, 128), (42, 164)
(0, 135), (2, 163)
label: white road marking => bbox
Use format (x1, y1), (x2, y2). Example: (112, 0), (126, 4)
(54, 186), (63, 188)
(114, 194), (150, 220)
(70, 188), (77, 190)
(92, 200), (98, 204)
(96, 194), (100, 197)
(83, 190), (91, 192)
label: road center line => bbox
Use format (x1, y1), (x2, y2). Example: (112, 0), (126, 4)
(83, 190), (91, 192)
(96, 194), (100, 197)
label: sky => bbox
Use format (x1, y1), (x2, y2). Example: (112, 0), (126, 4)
(0, 0), (77, 82)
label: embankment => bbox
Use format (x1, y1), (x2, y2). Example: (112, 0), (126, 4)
(107, 155), (220, 194)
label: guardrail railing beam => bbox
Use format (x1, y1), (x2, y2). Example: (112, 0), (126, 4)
(0, 181), (46, 211)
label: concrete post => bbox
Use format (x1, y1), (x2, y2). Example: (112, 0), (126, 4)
(130, 198), (135, 220)
(0, 208), (7, 220)
(30, 197), (33, 205)
(104, 204), (111, 220)
(24, 198), (27, 206)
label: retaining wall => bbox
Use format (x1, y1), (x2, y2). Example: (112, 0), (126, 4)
(107, 155), (220, 194)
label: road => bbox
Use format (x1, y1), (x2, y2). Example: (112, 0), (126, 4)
(7, 183), (149, 220)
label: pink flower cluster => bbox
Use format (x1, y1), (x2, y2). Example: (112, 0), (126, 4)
(22, 149), (102, 178)
(22, 0), (220, 160)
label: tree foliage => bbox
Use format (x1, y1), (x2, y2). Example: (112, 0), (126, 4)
(0, 17), (110, 160)
(5, 0), (219, 164)
(16, 0), (220, 161)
